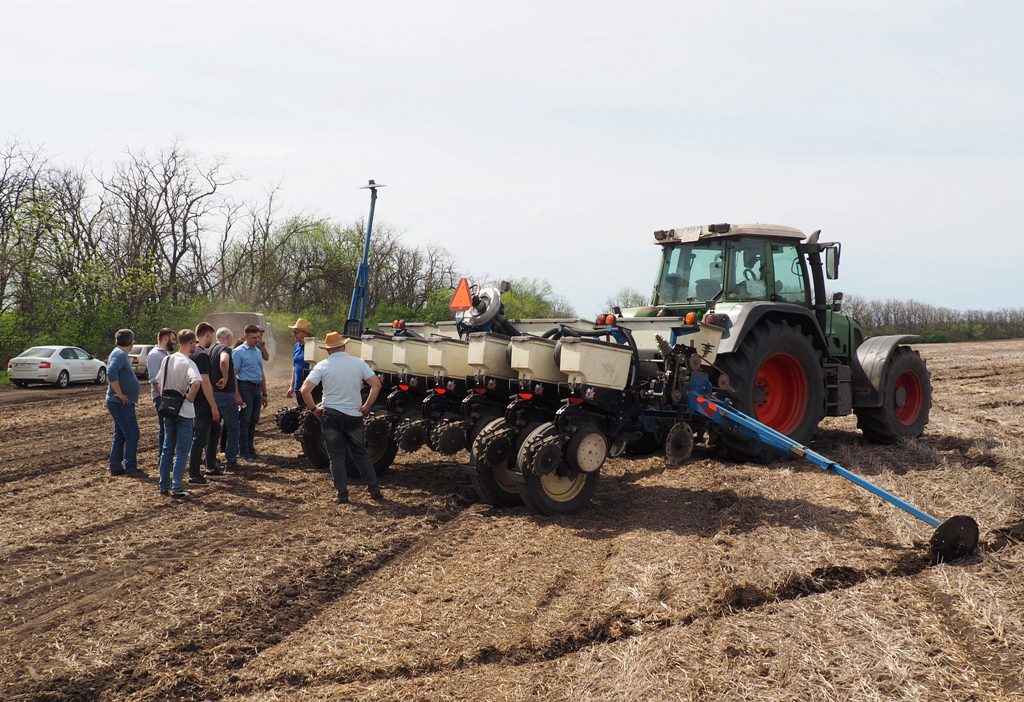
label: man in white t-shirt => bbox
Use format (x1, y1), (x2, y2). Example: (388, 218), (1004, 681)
(300, 331), (384, 504)
(156, 329), (202, 498)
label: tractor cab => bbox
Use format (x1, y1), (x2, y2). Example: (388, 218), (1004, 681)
(651, 223), (812, 309)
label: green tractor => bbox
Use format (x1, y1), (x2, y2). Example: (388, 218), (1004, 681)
(620, 223), (930, 458)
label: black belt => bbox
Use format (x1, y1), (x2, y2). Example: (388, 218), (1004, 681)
(238, 380), (262, 385)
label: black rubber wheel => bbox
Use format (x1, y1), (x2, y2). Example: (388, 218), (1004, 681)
(715, 320), (824, 460)
(13, 380), (28, 388)
(467, 415), (497, 450)
(299, 413), (396, 477)
(855, 346), (931, 444)
(54, 370), (70, 389)
(469, 418), (525, 507)
(96, 368), (107, 385)
(518, 422), (599, 516)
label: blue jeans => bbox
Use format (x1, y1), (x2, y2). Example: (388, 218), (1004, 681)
(237, 381), (263, 457)
(107, 400), (139, 474)
(160, 416), (195, 493)
(153, 396), (165, 455)
(214, 391), (240, 468)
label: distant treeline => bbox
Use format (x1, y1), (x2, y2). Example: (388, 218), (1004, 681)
(843, 295), (1024, 343)
(0, 141), (572, 364)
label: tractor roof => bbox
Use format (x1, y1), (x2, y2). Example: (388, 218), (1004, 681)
(653, 223), (805, 245)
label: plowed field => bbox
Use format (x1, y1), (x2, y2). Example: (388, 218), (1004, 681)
(2, 340), (1023, 701)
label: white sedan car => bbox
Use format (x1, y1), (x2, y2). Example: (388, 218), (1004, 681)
(6, 346), (108, 388)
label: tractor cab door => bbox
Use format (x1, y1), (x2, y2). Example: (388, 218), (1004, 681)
(724, 238), (771, 301)
(767, 241), (811, 306)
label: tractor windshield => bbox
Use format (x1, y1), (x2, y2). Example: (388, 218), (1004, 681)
(654, 241), (726, 304)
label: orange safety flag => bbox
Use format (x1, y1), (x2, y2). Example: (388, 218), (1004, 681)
(449, 278), (473, 312)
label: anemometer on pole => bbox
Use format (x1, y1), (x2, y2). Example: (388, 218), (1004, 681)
(345, 179), (386, 338)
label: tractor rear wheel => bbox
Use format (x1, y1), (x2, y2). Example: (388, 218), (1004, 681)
(470, 418), (526, 507)
(715, 320), (825, 460)
(518, 422), (599, 515)
(855, 346), (931, 443)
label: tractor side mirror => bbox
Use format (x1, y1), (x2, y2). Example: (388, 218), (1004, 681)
(825, 245), (840, 280)
(831, 291), (844, 312)
(499, 280), (512, 293)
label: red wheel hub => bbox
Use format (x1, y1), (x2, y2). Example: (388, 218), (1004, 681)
(753, 353), (808, 435)
(893, 369), (923, 425)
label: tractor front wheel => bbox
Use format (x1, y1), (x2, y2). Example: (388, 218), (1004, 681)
(715, 320), (825, 460)
(855, 346), (931, 443)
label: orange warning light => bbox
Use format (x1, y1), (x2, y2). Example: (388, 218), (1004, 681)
(449, 278), (473, 312)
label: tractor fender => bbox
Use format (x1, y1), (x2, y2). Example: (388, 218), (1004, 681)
(850, 334), (919, 408)
(716, 302), (830, 357)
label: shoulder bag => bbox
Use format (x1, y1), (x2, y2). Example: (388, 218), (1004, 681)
(158, 355), (186, 419)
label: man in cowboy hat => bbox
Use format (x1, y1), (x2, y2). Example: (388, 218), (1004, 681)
(286, 317), (315, 408)
(300, 331), (384, 504)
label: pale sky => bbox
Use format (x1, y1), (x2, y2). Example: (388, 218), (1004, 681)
(3, 0), (1021, 315)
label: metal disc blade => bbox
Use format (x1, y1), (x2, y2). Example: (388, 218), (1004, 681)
(929, 515), (980, 564)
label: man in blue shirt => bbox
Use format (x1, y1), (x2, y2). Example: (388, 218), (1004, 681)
(232, 324), (268, 461)
(300, 331), (384, 504)
(106, 328), (143, 477)
(286, 317), (314, 408)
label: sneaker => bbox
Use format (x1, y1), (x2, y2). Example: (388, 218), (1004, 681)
(170, 490), (190, 499)
(188, 476), (209, 486)
(160, 489), (170, 496)
(334, 495), (350, 504)
(110, 470), (126, 477)
(125, 469), (146, 478)
(369, 491), (385, 503)
(207, 469), (224, 477)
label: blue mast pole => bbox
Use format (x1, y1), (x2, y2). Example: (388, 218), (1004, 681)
(347, 180), (385, 331)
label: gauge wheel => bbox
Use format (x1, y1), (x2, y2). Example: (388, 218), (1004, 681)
(469, 418), (526, 507)
(518, 422), (599, 515)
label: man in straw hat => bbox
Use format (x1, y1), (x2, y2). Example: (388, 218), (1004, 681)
(286, 317), (314, 408)
(300, 331), (384, 504)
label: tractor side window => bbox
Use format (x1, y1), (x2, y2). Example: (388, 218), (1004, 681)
(725, 239), (769, 300)
(770, 243), (808, 303)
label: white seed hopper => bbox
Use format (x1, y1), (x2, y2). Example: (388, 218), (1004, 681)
(360, 335), (402, 373)
(467, 333), (516, 379)
(427, 336), (474, 379)
(303, 337), (362, 364)
(558, 337), (634, 390)
(392, 336), (432, 376)
(510, 336), (567, 384)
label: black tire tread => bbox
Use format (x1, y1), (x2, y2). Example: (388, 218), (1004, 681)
(855, 347), (931, 444)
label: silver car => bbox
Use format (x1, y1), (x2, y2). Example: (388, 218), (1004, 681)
(6, 346), (107, 388)
(128, 344), (156, 378)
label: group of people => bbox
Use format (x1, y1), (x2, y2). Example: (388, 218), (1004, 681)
(104, 317), (384, 504)
(105, 322), (270, 497)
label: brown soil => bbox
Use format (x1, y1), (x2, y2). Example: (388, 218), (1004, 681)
(2, 340), (1022, 701)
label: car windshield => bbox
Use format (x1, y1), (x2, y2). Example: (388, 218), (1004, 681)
(655, 241), (726, 304)
(17, 347), (55, 358)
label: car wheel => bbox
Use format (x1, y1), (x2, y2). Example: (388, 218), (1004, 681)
(96, 367), (107, 385)
(54, 370), (70, 389)
(13, 381), (28, 388)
